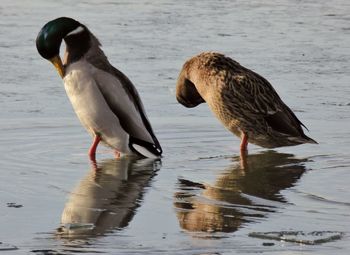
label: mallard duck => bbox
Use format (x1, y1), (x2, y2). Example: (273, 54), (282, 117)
(176, 52), (317, 151)
(36, 17), (162, 160)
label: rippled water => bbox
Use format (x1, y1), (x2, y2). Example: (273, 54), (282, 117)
(1, 0), (350, 254)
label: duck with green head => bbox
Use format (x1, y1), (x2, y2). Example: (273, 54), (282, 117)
(36, 17), (162, 161)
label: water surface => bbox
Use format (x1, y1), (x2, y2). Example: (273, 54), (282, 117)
(0, 0), (350, 254)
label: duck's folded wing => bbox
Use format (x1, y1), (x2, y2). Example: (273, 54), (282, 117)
(93, 67), (162, 156)
(264, 110), (303, 136)
(231, 69), (310, 138)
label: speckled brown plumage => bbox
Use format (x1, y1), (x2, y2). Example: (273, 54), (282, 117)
(176, 52), (317, 149)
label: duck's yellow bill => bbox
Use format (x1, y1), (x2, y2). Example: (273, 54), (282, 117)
(49, 55), (65, 78)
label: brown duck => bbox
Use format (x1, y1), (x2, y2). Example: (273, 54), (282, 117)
(176, 52), (317, 151)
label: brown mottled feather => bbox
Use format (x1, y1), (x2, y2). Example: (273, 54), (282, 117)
(176, 52), (317, 148)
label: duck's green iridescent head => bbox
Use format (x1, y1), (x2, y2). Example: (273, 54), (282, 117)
(36, 17), (82, 78)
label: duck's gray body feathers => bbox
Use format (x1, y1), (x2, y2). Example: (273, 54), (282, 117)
(63, 26), (162, 157)
(176, 52), (316, 148)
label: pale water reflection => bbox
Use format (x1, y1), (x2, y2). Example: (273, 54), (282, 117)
(57, 157), (160, 239)
(175, 151), (307, 234)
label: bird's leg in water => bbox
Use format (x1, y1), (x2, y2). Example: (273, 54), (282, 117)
(115, 151), (121, 159)
(89, 135), (101, 162)
(240, 149), (248, 169)
(240, 132), (248, 152)
(239, 133), (249, 169)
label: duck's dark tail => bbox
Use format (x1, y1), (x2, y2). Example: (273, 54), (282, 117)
(129, 136), (162, 159)
(302, 134), (318, 144)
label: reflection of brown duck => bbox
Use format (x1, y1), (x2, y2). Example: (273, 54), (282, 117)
(174, 151), (307, 233)
(57, 157), (160, 239)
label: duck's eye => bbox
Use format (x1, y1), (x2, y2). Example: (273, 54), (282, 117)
(66, 26), (84, 37)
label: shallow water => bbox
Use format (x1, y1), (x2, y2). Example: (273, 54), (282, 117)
(1, 0), (350, 254)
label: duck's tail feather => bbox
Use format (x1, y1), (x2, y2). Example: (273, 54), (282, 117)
(129, 136), (162, 159)
(288, 134), (318, 145)
(303, 135), (318, 144)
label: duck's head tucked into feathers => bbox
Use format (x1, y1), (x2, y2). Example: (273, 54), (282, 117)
(176, 60), (205, 108)
(36, 17), (92, 78)
(176, 52), (317, 149)
(176, 75), (205, 108)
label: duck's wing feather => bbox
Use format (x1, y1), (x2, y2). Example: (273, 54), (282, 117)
(230, 67), (310, 139)
(108, 66), (162, 153)
(91, 64), (162, 156)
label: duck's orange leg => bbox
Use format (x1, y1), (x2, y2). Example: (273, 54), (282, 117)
(115, 150), (121, 159)
(240, 133), (248, 152)
(89, 135), (101, 162)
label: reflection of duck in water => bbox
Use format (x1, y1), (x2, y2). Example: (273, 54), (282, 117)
(174, 151), (307, 233)
(57, 157), (160, 238)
